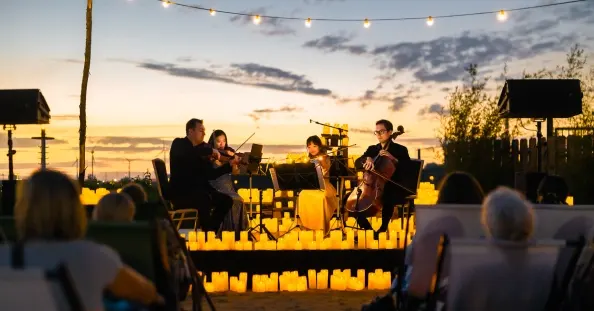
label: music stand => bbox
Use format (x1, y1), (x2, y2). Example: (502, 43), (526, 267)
(243, 144), (277, 241)
(269, 162), (325, 236)
(327, 154), (360, 234)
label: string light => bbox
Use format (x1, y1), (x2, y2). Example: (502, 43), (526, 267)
(363, 18), (370, 28)
(497, 10), (508, 22)
(253, 15), (261, 25)
(155, 0), (586, 29)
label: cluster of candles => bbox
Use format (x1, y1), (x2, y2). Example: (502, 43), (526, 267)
(414, 182), (439, 205)
(80, 187), (111, 205)
(182, 216), (415, 251)
(203, 268), (392, 293)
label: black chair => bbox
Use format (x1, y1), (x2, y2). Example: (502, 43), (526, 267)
(152, 159), (199, 231)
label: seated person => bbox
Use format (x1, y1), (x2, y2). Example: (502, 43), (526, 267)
(537, 175), (569, 205)
(400, 171), (485, 293)
(482, 186), (534, 242)
(208, 129), (248, 235)
(92, 192), (136, 222)
(298, 135), (338, 232)
(169, 118), (241, 232)
(121, 182), (192, 301)
(0, 169), (163, 311)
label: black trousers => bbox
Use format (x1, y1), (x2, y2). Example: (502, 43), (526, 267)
(172, 188), (233, 232)
(356, 191), (402, 232)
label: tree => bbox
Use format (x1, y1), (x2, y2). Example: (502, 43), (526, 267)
(79, 0), (93, 187)
(437, 64), (505, 150)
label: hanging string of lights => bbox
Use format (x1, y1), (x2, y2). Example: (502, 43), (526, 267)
(154, 0), (587, 28)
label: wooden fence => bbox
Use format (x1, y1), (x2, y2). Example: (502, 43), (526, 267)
(444, 136), (594, 204)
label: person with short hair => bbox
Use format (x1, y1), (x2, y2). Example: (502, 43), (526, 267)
(354, 119), (411, 234)
(169, 118), (241, 231)
(0, 169), (163, 310)
(92, 193), (136, 222)
(481, 186), (534, 241)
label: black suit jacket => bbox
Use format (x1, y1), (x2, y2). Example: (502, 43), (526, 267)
(355, 141), (412, 202)
(169, 137), (232, 199)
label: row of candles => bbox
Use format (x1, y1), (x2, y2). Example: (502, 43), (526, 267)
(182, 219), (415, 251)
(203, 268), (392, 293)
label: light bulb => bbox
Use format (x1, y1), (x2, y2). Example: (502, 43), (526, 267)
(363, 18), (370, 28)
(253, 15), (261, 25)
(305, 18), (312, 28)
(162, 1), (170, 8)
(209, 8), (216, 16)
(497, 10), (507, 22)
(426, 16), (434, 26)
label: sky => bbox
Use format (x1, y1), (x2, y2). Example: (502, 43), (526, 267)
(1, 0), (593, 180)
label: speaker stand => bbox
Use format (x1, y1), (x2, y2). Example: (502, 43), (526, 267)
(535, 119), (544, 173)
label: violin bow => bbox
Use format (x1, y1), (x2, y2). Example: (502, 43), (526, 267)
(234, 132), (255, 152)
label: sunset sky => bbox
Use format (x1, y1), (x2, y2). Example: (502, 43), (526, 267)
(1, 0), (593, 179)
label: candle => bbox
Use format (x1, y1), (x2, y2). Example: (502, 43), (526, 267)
(357, 230), (366, 249)
(378, 232), (387, 249)
(188, 231), (197, 242)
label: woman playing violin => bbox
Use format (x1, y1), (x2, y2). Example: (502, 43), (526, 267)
(208, 130), (248, 236)
(299, 135), (338, 232)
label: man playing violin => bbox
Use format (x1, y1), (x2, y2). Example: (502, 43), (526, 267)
(354, 119), (411, 234)
(169, 118), (241, 232)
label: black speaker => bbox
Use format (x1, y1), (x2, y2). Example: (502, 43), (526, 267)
(1, 180), (17, 216)
(498, 79), (583, 118)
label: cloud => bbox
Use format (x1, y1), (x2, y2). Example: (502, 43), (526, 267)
(303, 3), (591, 84)
(418, 103), (444, 116)
(0, 133), (68, 148)
(83, 136), (170, 154)
(136, 61), (333, 97)
(247, 105), (304, 121)
(349, 127), (373, 134)
(371, 30), (578, 83)
(397, 137), (440, 146)
(56, 58), (83, 64)
(176, 56), (193, 63)
(229, 7), (296, 36)
(338, 84), (421, 111)
(52, 114), (79, 121)
(302, 34), (367, 55)
(0, 161), (105, 171)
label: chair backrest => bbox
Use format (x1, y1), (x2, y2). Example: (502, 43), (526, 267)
(86, 221), (162, 283)
(0, 244), (84, 311)
(0, 267), (63, 311)
(447, 238), (563, 311)
(407, 216), (464, 298)
(152, 158), (171, 202)
(401, 159), (424, 198)
(416, 204), (594, 239)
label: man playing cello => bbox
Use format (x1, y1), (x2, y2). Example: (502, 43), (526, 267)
(354, 119), (411, 234)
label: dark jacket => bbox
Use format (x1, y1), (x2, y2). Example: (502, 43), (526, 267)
(169, 137), (231, 199)
(355, 141), (412, 202)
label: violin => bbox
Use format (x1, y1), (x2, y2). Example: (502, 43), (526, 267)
(214, 147), (249, 166)
(344, 125), (404, 217)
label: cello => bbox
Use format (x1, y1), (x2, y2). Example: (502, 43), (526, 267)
(344, 125), (404, 217)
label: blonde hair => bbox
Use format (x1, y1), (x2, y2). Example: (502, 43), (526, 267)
(15, 169), (87, 241)
(93, 193), (136, 222)
(481, 186), (534, 241)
